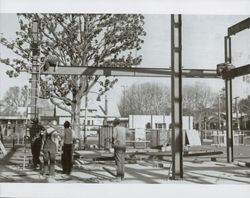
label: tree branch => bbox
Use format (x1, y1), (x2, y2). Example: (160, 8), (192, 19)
(50, 93), (73, 105)
(50, 98), (73, 115)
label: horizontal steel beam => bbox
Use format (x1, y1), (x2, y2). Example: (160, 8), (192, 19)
(41, 66), (219, 78)
(228, 17), (250, 36)
(228, 64), (250, 78)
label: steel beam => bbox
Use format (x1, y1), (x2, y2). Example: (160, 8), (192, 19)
(228, 64), (250, 78)
(30, 20), (39, 120)
(171, 14), (183, 179)
(224, 36), (234, 163)
(41, 66), (219, 78)
(228, 17), (250, 36)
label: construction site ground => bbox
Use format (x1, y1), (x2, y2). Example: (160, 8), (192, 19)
(1, 143), (250, 184)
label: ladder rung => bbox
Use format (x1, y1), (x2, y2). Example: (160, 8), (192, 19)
(29, 93), (39, 95)
(31, 64), (41, 66)
(29, 88), (40, 91)
(30, 73), (41, 75)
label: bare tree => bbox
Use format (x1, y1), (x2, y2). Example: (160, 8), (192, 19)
(0, 86), (27, 116)
(4, 86), (28, 106)
(183, 83), (217, 129)
(183, 83), (216, 114)
(118, 82), (171, 116)
(0, 14), (146, 137)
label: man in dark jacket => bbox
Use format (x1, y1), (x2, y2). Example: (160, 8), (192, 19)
(29, 118), (45, 170)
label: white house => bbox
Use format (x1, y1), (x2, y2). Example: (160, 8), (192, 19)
(56, 97), (121, 136)
(129, 115), (193, 130)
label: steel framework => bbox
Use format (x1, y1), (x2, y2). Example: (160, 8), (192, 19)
(30, 16), (250, 179)
(224, 17), (250, 162)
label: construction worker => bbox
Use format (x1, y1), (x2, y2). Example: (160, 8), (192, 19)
(112, 118), (129, 180)
(42, 120), (61, 177)
(29, 118), (45, 170)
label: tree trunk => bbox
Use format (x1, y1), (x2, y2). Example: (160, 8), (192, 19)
(71, 96), (81, 140)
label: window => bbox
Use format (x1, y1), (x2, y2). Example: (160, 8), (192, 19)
(155, 123), (166, 129)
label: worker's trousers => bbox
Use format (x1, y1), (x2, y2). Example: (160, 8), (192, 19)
(43, 139), (57, 176)
(31, 137), (42, 168)
(114, 145), (126, 178)
(62, 144), (73, 175)
(43, 150), (56, 176)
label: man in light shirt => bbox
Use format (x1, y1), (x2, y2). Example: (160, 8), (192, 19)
(112, 118), (128, 180)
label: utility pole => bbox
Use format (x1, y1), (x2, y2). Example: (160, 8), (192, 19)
(121, 85), (128, 116)
(234, 96), (240, 131)
(104, 95), (108, 125)
(121, 85), (128, 95)
(218, 95), (221, 130)
(84, 94), (88, 146)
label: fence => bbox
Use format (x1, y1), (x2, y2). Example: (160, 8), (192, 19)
(211, 130), (250, 146)
(99, 126), (113, 149)
(99, 127), (171, 150)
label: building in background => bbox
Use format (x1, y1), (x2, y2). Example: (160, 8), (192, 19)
(129, 115), (193, 130)
(56, 99), (121, 137)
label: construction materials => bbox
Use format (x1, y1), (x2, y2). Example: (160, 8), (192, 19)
(0, 140), (7, 156)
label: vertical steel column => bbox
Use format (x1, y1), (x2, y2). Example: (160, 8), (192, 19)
(30, 20), (39, 120)
(224, 36), (234, 162)
(171, 14), (183, 179)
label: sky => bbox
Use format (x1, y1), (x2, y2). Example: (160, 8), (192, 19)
(0, 14), (250, 111)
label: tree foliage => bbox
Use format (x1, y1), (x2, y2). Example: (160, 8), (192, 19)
(0, 14), (146, 136)
(0, 86), (27, 116)
(239, 95), (250, 116)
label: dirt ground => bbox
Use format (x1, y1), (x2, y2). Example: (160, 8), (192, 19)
(0, 144), (250, 184)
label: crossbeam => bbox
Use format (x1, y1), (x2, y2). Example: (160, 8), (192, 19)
(228, 17), (250, 36)
(229, 64), (250, 78)
(41, 66), (219, 78)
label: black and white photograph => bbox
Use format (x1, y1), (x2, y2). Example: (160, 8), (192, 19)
(0, 0), (250, 197)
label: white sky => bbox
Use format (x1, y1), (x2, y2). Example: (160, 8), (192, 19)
(0, 14), (250, 109)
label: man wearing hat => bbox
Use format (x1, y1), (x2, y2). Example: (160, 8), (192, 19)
(29, 118), (45, 170)
(112, 118), (128, 180)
